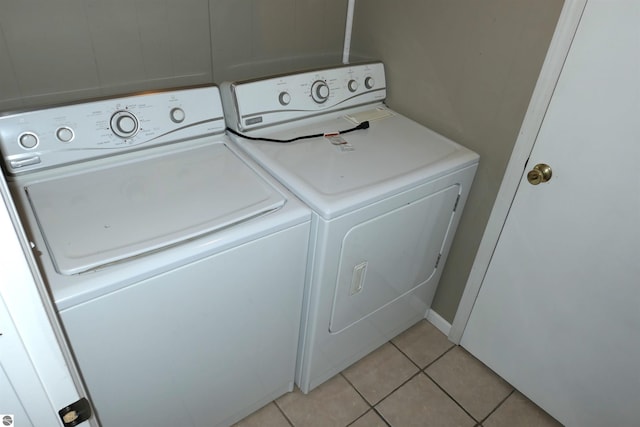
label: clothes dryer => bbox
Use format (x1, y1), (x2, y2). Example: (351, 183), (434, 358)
(221, 62), (479, 392)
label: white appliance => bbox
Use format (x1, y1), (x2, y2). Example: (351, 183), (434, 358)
(221, 62), (480, 393)
(0, 86), (311, 427)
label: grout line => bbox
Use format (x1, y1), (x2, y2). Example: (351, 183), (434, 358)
(343, 368), (421, 427)
(339, 373), (380, 427)
(479, 389), (515, 424)
(345, 410), (369, 426)
(422, 343), (517, 425)
(423, 342), (458, 370)
(379, 369), (422, 404)
(389, 339), (423, 371)
(345, 408), (391, 427)
(342, 368), (423, 408)
(340, 372), (373, 406)
(423, 370), (481, 423)
(273, 399), (296, 427)
(389, 334), (457, 372)
(372, 406), (393, 427)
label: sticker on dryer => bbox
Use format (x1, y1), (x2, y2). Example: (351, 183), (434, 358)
(325, 135), (355, 152)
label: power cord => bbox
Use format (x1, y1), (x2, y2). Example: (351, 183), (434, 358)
(225, 121), (370, 143)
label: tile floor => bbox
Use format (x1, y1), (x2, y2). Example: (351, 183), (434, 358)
(233, 320), (562, 427)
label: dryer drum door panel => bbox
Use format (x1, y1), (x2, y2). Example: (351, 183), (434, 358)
(329, 184), (460, 333)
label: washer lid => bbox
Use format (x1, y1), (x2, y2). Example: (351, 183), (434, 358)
(25, 143), (285, 275)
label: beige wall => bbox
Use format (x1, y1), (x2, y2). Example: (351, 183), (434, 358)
(351, 0), (563, 322)
(0, 0), (346, 112)
(210, 0), (346, 82)
(0, 0), (212, 111)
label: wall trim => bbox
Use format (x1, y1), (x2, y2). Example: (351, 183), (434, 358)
(426, 309), (451, 337)
(447, 0), (588, 345)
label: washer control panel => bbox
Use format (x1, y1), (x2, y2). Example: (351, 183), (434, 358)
(222, 62), (386, 131)
(0, 86), (225, 174)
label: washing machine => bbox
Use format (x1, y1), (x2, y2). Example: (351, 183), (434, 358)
(0, 86), (311, 426)
(221, 62), (480, 393)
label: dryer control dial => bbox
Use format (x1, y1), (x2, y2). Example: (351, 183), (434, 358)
(364, 76), (375, 90)
(311, 80), (330, 104)
(279, 91), (291, 106)
(110, 110), (139, 139)
(170, 107), (185, 123)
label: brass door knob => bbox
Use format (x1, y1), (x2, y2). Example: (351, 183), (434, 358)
(527, 163), (552, 185)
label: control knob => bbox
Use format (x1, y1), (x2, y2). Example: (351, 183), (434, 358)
(311, 80), (330, 104)
(170, 108), (185, 123)
(364, 76), (375, 89)
(18, 132), (39, 149)
(110, 110), (139, 139)
(348, 80), (359, 92)
(56, 127), (74, 143)
(279, 91), (291, 106)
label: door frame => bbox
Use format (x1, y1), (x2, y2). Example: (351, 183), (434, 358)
(449, 0), (588, 343)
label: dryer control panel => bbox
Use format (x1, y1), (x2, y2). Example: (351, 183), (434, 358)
(0, 86), (226, 175)
(221, 62), (387, 132)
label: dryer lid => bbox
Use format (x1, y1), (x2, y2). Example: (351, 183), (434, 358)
(234, 109), (479, 219)
(25, 143), (285, 275)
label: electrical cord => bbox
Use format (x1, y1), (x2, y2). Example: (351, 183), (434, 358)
(225, 121), (370, 143)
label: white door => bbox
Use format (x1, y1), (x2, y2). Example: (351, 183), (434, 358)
(0, 181), (94, 426)
(461, 1), (640, 426)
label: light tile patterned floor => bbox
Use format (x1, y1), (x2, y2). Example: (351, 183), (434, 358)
(233, 320), (562, 427)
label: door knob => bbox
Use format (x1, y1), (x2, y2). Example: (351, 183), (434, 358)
(527, 163), (552, 185)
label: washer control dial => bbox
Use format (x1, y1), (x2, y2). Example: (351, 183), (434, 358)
(365, 76), (375, 89)
(311, 80), (330, 104)
(279, 91), (291, 106)
(110, 110), (139, 139)
(18, 132), (39, 149)
(170, 107), (185, 123)
(56, 127), (75, 143)
(348, 79), (359, 92)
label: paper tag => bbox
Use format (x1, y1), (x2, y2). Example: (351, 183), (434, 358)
(325, 135), (354, 152)
(326, 135), (347, 145)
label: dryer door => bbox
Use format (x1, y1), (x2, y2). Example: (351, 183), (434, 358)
(25, 143), (285, 275)
(329, 184), (460, 333)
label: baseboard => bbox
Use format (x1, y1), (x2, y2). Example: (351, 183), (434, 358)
(426, 309), (452, 337)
